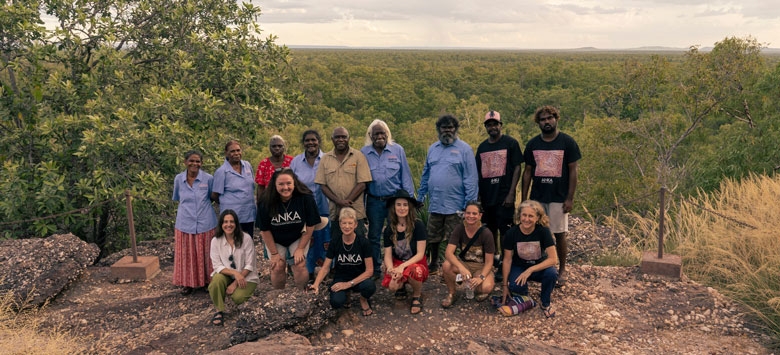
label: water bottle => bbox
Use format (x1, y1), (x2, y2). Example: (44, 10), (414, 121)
(464, 275), (474, 300)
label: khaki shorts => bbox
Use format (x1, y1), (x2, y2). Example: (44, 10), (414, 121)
(459, 261), (492, 277)
(541, 202), (568, 234)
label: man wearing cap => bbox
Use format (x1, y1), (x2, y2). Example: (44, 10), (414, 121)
(521, 105), (581, 287)
(361, 119), (415, 278)
(475, 110), (523, 280)
(315, 127), (372, 240)
(417, 114), (479, 274)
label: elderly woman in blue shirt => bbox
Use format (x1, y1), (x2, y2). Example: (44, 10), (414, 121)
(211, 140), (257, 236)
(172, 150), (218, 295)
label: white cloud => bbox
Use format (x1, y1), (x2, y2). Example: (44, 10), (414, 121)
(254, 0), (780, 49)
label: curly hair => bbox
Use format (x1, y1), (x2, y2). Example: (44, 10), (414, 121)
(514, 200), (550, 227)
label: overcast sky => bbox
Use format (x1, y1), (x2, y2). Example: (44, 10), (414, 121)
(252, 0), (780, 49)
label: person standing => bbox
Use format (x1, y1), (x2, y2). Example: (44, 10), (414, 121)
(290, 130), (332, 276)
(521, 105), (581, 287)
(360, 119), (415, 279)
(212, 140), (257, 237)
(417, 114), (478, 274)
(255, 135), (293, 201)
(172, 150), (217, 295)
(475, 110), (523, 281)
(315, 127), (372, 240)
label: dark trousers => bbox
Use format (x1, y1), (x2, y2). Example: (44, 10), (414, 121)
(329, 278), (376, 309)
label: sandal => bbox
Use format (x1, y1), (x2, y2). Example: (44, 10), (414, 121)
(211, 311), (224, 326)
(441, 293), (455, 308)
(180, 287), (194, 296)
(541, 305), (556, 318)
(556, 273), (567, 288)
(394, 289), (408, 300)
(475, 293), (490, 302)
(360, 298), (373, 316)
(410, 296), (423, 314)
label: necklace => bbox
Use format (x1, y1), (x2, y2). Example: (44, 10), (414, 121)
(282, 199), (292, 213)
(343, 238), (355, 252)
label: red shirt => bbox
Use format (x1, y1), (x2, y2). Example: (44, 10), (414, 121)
(254, 155), (293, 187)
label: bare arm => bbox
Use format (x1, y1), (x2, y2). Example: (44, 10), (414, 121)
(521, 165), (533, 202)
(504, 165), (522, 207)
(564, 161), (578, 213)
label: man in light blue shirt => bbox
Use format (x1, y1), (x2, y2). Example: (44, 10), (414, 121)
(361, 119), (415, 278)
(212, 140), (256, 236)
(290, 130), (331, 276)
(417, 114), (478, 274)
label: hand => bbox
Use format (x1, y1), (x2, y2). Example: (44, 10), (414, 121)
(514, 270), (531, 287)
(293, 248), (305, 265)
(501, 284), (510, 304)
(309, 283), (319, 294)
(563, 199), (573, 214)
(270, 253), (283, 266)
(468, 276), (481, 289)
(337, 199), (352, 208)
(390, 266), (404, 280)
(235, 274), (247, 288)
(330, 281), (351, 292)
(503, 195), (515, 207)
(226, 281), (237, 295)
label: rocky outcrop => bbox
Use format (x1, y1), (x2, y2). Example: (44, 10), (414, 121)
(230, 287), (337, 345)
(0, 233), (99, 307)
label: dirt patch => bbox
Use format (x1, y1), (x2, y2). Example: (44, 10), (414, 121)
(35, 217), (774, 354)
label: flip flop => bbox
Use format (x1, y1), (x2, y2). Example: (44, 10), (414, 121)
(541, 305), (556, 318)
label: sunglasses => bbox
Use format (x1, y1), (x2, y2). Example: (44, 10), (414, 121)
(229, 254), (236, 269)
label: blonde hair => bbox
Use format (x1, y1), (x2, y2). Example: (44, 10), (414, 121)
(339, 207), (357, 222)
(514, 200), (550, 227)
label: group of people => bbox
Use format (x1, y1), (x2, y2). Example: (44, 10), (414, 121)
(171, 105), (580, 325)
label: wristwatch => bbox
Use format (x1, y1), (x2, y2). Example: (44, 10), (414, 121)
(478, 274), (485, 280)
(350, 280), (355, 286)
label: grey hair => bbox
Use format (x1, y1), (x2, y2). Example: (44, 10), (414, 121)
(364, 119), (395, 147)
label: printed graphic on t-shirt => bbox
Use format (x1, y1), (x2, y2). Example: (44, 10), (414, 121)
(533, 150), (564, 178)
(394, 238), (413, 260)
(516, 241), (542, 261)
(480, 150), (507, 179)
(462, 245), (485, 264)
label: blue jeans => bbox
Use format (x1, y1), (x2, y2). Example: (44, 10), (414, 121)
(306, 218), (331, 274)
(365, 196), (388, 276)
(507, 264), (558, 308)
(329, 277), (376, 309)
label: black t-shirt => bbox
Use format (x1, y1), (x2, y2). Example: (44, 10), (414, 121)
(383, 220), (427, 261)
(326, 234), (372, 280)
(502, 225), (555, 267)
(523, 132), (581, 204)
(476, 135), (523, 206)
(257, 193), (321, 247)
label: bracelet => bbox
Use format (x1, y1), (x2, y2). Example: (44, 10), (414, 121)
(270, 252), (279, 256)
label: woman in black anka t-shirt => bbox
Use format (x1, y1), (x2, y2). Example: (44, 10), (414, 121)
(258, 169), (322, 290)
(310, 207), (376, 316)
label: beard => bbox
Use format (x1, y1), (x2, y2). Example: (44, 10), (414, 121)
(438, 132), (457, 145)
(541, 124), (555, 134)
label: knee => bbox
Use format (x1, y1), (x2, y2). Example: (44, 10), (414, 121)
(329, 292), (347, 309)
(542, 267), (559, 282)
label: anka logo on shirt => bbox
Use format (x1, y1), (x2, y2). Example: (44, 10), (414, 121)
(271, 211), (301, 225)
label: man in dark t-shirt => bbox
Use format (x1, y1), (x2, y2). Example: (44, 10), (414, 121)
(521, 105), (581, 288)
(475, 110), (523, 276)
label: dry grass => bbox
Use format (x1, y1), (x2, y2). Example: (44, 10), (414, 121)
(0, 289), (87, 355)
(610, 173), (780, 348)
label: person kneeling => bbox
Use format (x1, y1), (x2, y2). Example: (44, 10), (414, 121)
(441, 201), (496, 308)
(501, 200), (559, 318)
(208, 210), (259, 326)
(310, 208), (376, 316)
